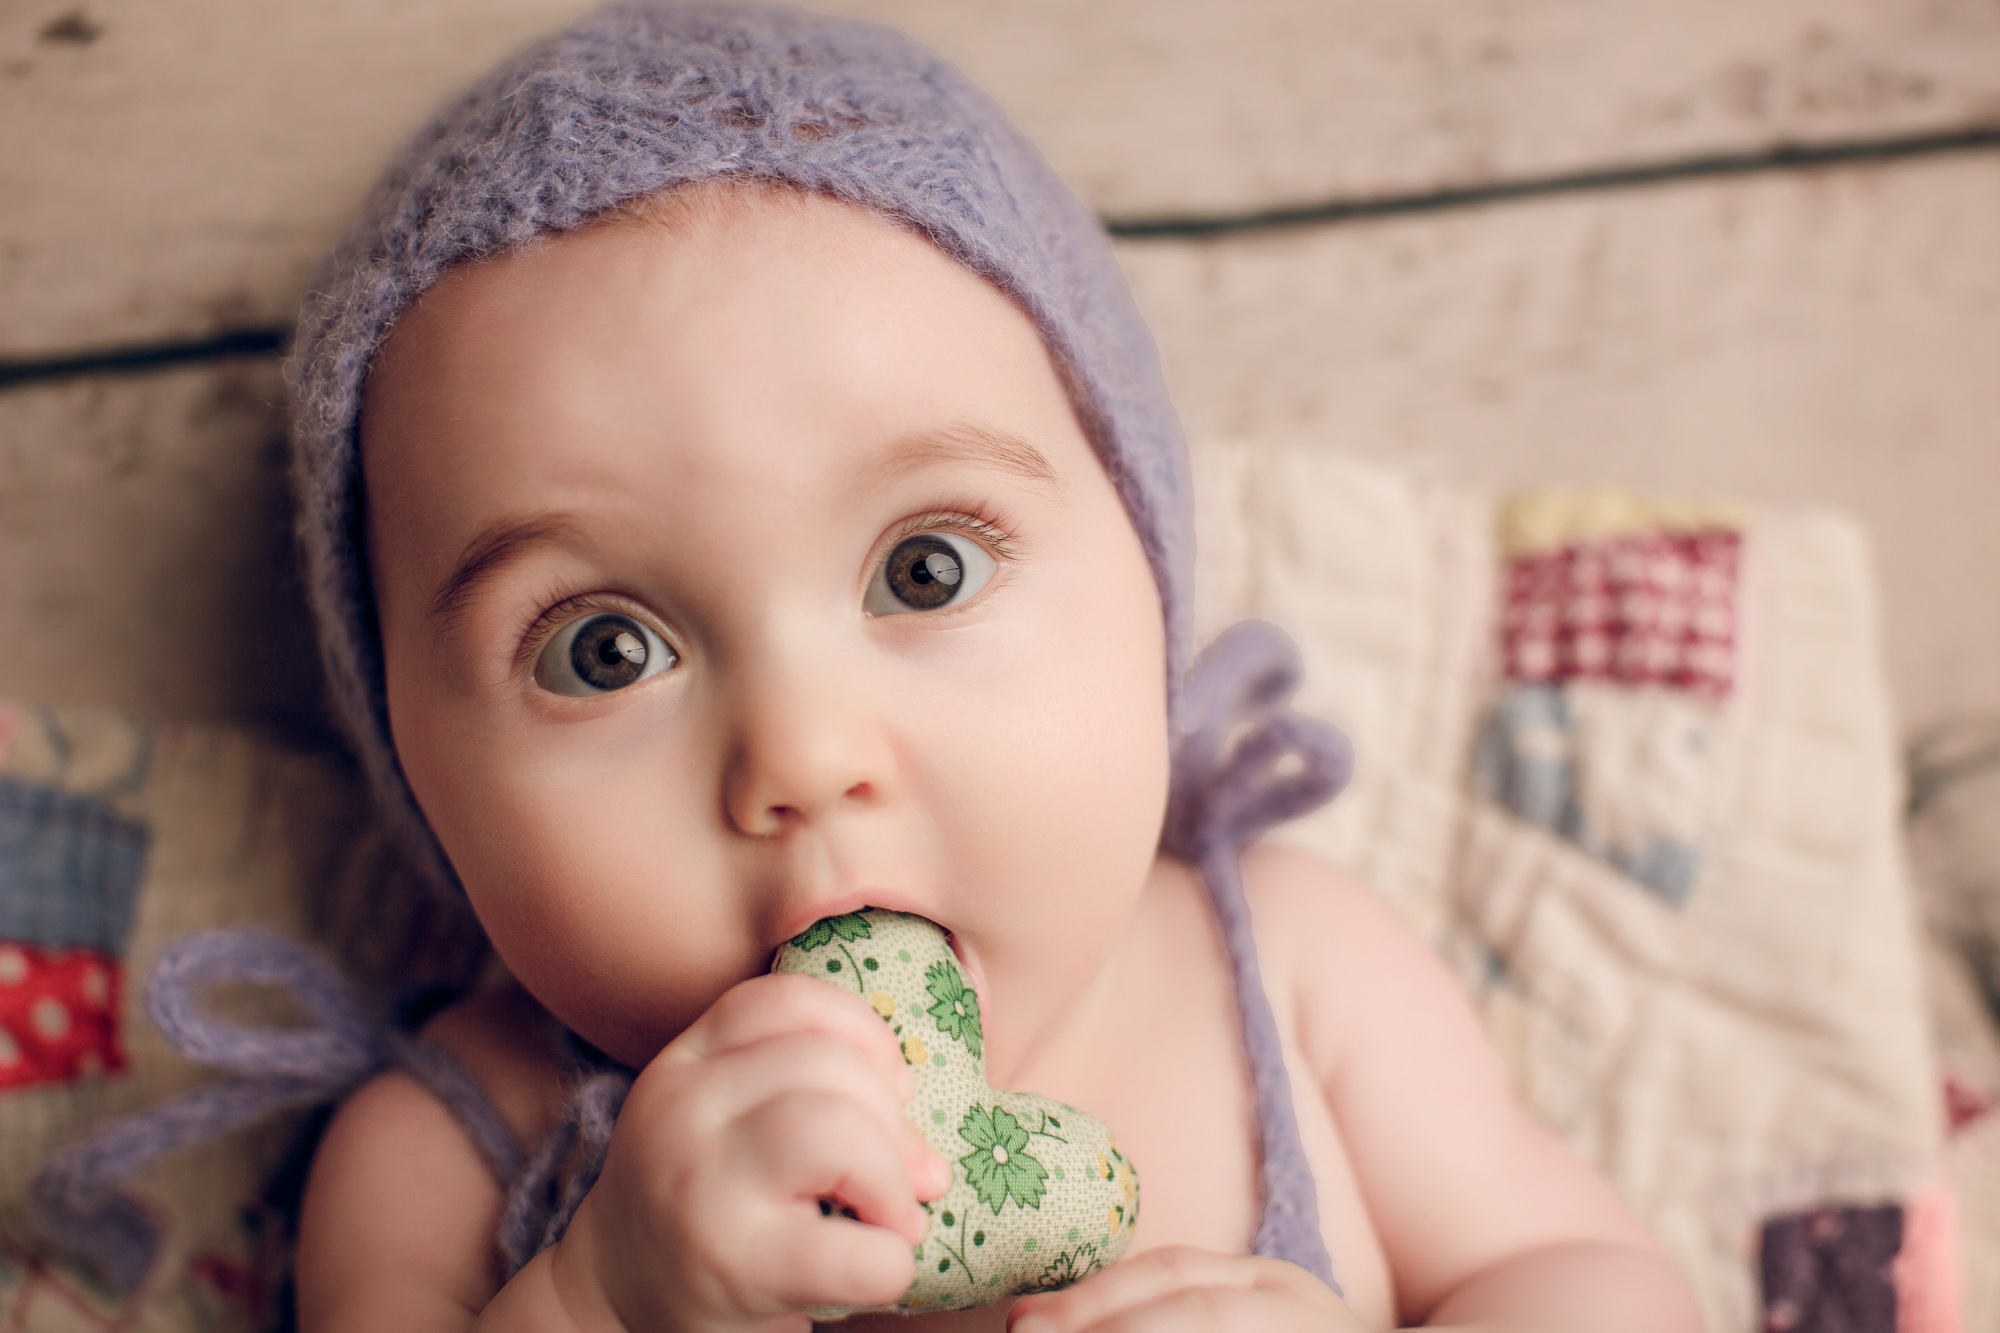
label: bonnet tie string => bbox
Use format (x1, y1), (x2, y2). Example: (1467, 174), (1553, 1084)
(31, 621), (1352, 1298)
(1162, 619), (1354, 1294)
(27, 928), (524, 1294)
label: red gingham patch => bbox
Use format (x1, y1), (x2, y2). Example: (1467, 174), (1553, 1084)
(0, 941), (125, 1091)
(1502, 530), (1740, 698)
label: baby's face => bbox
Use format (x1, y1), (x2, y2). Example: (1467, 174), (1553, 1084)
(362, 190), (1169, 1074)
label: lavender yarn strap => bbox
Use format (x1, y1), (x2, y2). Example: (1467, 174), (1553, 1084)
(28, 929), (518, 1294)
(1163, 621), (1353, 1293)
(497, 1068), (632, 1276)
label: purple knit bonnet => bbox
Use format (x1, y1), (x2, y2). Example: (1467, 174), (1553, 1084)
(271, 0), (1350, 1293)
(290, 0), (1195, 879)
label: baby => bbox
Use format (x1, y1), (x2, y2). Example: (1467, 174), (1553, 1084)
(278, 5), (1700, 1331)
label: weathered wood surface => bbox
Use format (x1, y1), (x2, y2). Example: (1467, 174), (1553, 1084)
(5, 0), (1999, 354)
(1, 0), (1997, 736)
(1126, 152), (2000, 730)
(0, 363), (321, 727)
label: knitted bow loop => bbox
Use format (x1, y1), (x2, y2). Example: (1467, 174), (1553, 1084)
(146, 928), (387, 1083)
(1157, 618), (1352, 1293)
(1164, 620), (1353, 863)
(30, 930), (394, 1294)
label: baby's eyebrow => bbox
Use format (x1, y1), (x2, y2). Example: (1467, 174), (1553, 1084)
(869, 424), (1062, 493)
(429, 513), (582, 629)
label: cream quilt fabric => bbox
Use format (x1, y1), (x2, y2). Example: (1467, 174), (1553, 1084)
(1190, 440), (1944, 1332)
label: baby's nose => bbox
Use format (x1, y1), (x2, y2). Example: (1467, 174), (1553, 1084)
(722, 667), (894, 837)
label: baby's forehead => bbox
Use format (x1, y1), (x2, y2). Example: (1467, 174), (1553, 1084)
(359, 180), (1104, 578)
(379, 182), (996, 388)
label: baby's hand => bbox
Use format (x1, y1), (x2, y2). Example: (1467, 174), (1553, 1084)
(1007, 1246), (1364, 1333)
(556, 972), (951, 1333)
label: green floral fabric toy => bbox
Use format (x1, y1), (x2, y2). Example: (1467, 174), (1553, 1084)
(773, 910), (1139, 1317)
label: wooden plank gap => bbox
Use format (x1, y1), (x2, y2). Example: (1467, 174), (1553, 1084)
(0, 328), (291, 392)
(1107, 121), (2000, 240)
(5, 121), (1999, 391)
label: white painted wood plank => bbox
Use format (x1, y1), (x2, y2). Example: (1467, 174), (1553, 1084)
(1120, 152), (2000, 731)
(0, 361), (325, 728)
(4, 0), (1999, 353)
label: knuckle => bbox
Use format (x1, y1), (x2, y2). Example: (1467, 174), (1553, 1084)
(1153, 1243), (1207, 1278)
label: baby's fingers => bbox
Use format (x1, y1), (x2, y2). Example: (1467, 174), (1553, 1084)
(761, 1199), (923, 1313)
(743, 1089), (932, 1247)
(1007, 1246), (1356, 1333)
(676, 972), (911, 1096)
(901, 1114), (953, 1200)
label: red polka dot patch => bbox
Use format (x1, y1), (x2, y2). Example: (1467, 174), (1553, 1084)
(1501, 529), (1741, 699)
(0, 941), (125, 1090)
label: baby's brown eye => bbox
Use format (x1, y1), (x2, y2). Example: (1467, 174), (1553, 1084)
(865, 532), (996, 616)
(536, 612), (677, 696)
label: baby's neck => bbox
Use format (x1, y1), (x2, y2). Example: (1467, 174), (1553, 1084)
(978, 854), (1195, 1095)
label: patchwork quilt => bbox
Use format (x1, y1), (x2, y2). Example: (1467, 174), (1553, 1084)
(0, 709), (482, 1331)
(1191, 442), (1962, 1333)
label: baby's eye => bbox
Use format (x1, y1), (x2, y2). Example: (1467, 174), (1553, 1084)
(864, 532), (996, 615)
(535, 612), (677, 696)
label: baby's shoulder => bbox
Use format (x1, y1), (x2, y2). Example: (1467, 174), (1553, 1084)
(1237, 842), (1433, 983)
(1234, 843), (1477, 1078)
(294, 984), (567, 1327)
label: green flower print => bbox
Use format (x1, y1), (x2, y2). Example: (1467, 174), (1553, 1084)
(1026, 1244), (1103, 1293)
(788, 912), (873, 952)
(959, 1105), (1048, 1214)
(925, 958), (982, 1058)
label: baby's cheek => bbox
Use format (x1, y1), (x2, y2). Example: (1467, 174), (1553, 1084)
(443, 749), (745, 1060)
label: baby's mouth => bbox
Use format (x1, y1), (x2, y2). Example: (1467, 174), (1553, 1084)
(776, 906), (991, 1006)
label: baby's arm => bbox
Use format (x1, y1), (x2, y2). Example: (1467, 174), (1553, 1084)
(296, 977), (948, 1333)
(295, 987), (563, 1331)
(1260, 846), (1702, 1331)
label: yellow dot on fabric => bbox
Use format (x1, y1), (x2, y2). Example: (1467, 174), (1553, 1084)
(902, 1034), (928, 1065)
(871, 992), (895, 1018)
(0, 948), (27, 986)
(32, 997), (69, 1039)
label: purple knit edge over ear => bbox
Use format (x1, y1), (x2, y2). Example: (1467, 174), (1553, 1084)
(285, 1), (1193, 890)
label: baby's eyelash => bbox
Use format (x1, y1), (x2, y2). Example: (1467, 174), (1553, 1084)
(512, 589), (654, 671)
(884, 506), (1019, 558)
